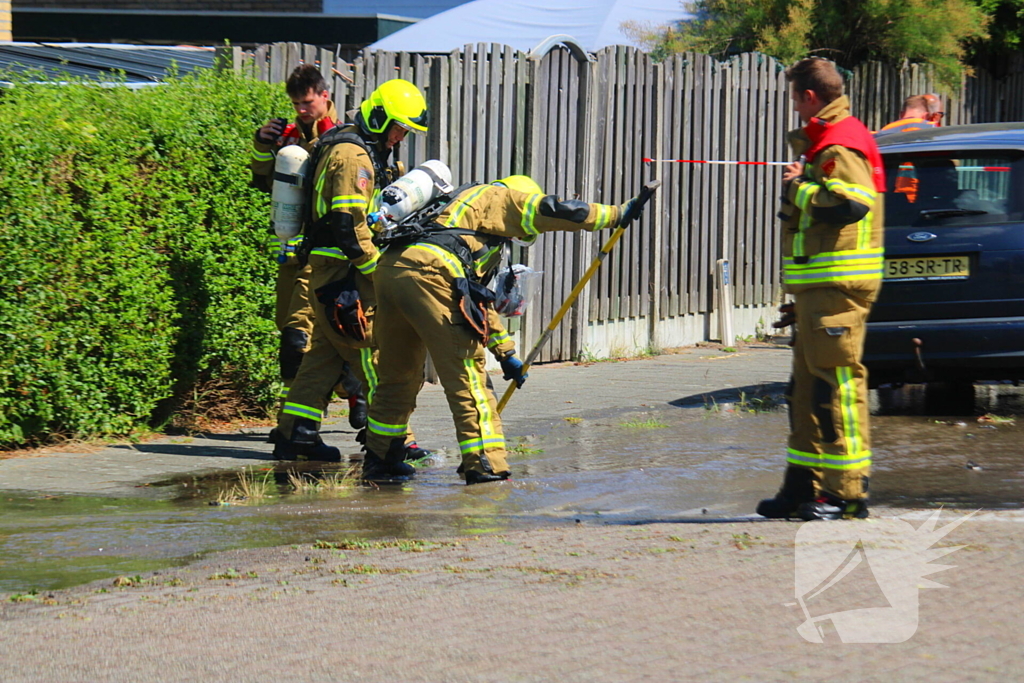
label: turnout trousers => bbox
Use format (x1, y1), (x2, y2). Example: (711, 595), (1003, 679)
(786, 286), (873, 501)
(277, 254), (377, 441)
(274, 258), (319, 404)
(366, 264), (510, 477)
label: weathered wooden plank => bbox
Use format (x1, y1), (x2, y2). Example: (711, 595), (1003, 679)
(592, 49), (610, 323)
(486, 45), (501, 183)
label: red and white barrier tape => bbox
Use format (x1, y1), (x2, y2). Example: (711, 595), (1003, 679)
(643, 157), (790, 166)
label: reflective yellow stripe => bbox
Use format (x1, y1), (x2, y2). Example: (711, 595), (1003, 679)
(837, 366), (863, 456)
(487, 329), (511, 349)
(408, 243), (465, 278)
(283, 402), (321, 421)
(474, 245), (502, 272)
(783, 248), (883, 285)
(793, 182), (820, 258)
(857, 212), (872, 251)
(520, 193), (544, 235)
(824, 178), (877, 209)
(252, 150), (274, 162)
(591, 204), (613, 232)
(309, 247), (348, 259)
(786, 447), (871, 470)
(332, 195), (368, 210)
(356, 251), (380, 275)
(269, 236), (305, 255)
(442, 186), (489, 228)
(360, 347), (377, 403)
(314, 165), (329, 219)
(368, 417), (407, 436)
(462, 358), (503, 454)
(459, 436), (506, 455)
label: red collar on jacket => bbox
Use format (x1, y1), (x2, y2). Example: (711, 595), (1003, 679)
(281, 116), (337, 142)
(804, 116), (886, 192)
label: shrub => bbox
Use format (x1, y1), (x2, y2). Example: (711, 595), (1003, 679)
(0, 68), (290, 447)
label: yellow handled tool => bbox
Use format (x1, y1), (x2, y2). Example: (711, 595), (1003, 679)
(496, 179), (662, 414)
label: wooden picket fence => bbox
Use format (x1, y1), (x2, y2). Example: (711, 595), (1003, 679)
(219, 43), (1024, 361)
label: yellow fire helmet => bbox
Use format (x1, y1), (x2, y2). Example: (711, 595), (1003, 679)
(359, 79), (429, 135)
(493, 175), (543, 195)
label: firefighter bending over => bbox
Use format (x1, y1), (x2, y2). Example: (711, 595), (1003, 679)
(363, 176), (642, 484)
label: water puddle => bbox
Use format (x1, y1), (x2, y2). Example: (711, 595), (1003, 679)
(2, 382), (1021, 593)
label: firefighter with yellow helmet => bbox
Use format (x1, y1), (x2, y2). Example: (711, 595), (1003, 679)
(269, 78), (432, 462)
(363, 175), (641, 483)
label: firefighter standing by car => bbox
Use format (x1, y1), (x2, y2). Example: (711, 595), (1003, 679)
(757, 58), (886, 521)
(250, 64), (368, 430)
(269, 78), (434, 462)
(362, 176), (643, 484)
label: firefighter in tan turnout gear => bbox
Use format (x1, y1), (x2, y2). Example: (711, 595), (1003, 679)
(269, 78), (432, 462)
(363, 176), (640, 484)
(250, 64), (367, 428)
(758, 58), (886, 521)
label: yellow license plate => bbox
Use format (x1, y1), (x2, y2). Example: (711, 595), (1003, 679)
(884, 255), (970, 280)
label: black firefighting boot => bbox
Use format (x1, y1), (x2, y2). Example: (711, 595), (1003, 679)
(270, 418), (341, 463)
(404, 441), (433, 463)
(798, 493), (870, 521)
(756, 466), (818, 519)
(362, 437), (416, 483)
(463, 452), (510, 486)
(465, 470), (510, 485)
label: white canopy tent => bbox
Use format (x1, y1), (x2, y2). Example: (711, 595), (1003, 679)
(368, 0), (692, 54)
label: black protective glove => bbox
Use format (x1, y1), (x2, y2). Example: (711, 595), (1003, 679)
(619, 197), (641, 224)
(499, 350), (528, 388)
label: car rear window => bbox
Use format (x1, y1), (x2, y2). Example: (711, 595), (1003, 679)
(882, 150), (1024, 228)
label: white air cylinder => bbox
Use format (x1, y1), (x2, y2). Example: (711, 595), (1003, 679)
(270, 145), (310, 240)
(378, 160), (453, 222)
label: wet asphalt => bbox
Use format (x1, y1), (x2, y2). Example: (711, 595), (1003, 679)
(1, 344), (1022, 593)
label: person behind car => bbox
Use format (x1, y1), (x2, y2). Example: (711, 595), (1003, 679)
(876, 95), (938, 137)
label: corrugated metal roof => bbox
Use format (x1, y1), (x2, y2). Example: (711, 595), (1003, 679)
(0, 43), (217, 86)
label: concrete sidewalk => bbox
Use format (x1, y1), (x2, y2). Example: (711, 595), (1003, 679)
(0, 344), (792, 497)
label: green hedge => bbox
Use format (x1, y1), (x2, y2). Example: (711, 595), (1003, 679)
(0, 69), (290, 447)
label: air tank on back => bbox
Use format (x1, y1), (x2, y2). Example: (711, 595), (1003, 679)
(376, 160), (454, 223)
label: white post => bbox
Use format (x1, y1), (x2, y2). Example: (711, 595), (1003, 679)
(716, 258), (735, 346)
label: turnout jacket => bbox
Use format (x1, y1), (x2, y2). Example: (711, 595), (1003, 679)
(305, 123), (395, 278)
(780, 96), (886, 301)
(383, 183), (625, 358)
(250, 102), (338, 262)
(250, 101), (338, 193)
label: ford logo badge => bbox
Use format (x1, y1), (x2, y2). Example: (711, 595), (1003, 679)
(907, 231), (937, 242)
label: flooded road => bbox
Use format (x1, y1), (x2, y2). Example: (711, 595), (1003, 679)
(2, 383), (1021, 593)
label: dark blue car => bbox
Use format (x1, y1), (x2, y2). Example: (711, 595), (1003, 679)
(865, 123), (1024, 386)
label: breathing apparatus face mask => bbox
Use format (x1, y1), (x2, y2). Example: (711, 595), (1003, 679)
(492, 246), (544, 317)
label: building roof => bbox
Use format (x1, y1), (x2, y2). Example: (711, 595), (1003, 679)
(369, 0), (691, 53)
(0, 43), (216, 86)
(323, 0), (470, 20)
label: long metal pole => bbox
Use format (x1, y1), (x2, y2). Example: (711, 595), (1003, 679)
(496, 180), (661, 414)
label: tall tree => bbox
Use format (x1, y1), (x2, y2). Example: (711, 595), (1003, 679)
(625, 0), (989, 88)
